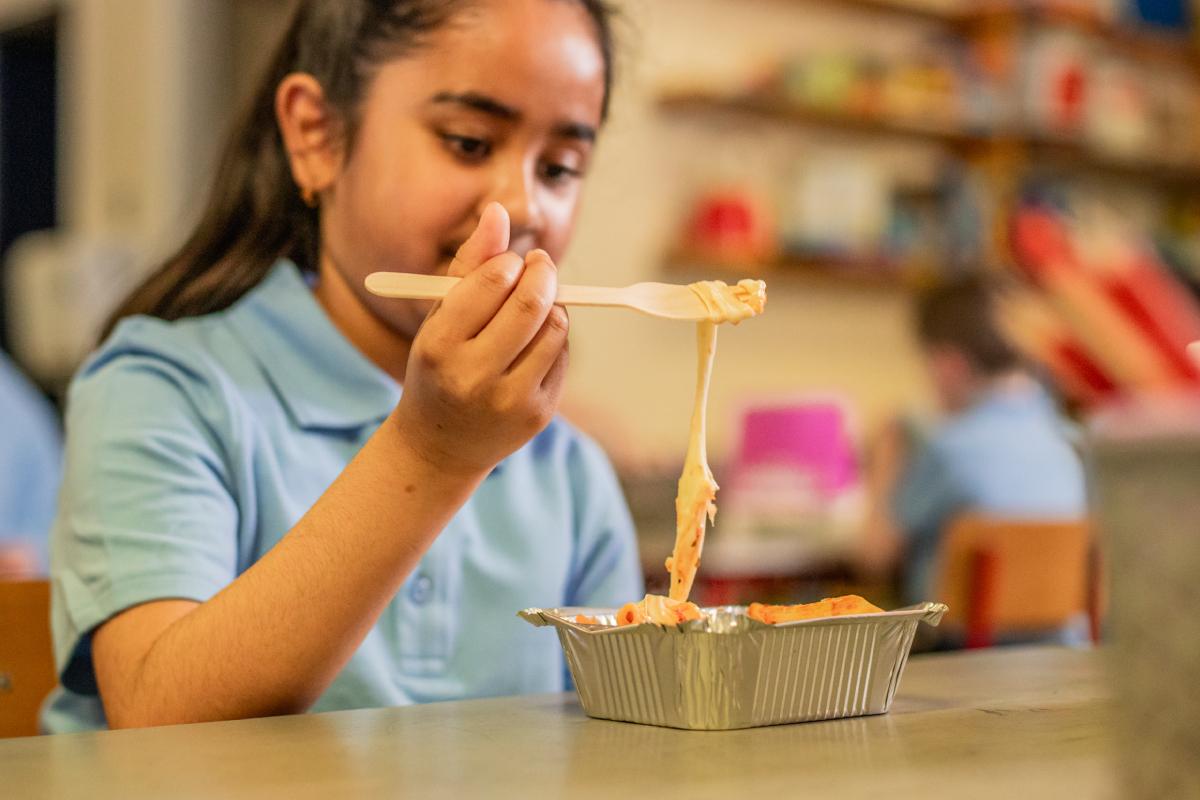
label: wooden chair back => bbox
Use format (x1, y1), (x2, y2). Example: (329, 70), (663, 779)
(0, 580), (56, 737)
(934, 516), (1093, 646)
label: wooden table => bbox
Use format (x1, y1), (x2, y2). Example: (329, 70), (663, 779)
(0, 646), (1115, 799)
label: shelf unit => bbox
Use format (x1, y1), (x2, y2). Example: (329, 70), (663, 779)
(658, 89), (1200, 188)
(658, 90), (976, 147)
(661, 2), (1200, 283)
(795, 0), (969, 25)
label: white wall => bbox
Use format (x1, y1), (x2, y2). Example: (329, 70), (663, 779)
(59, 0), (231, 257)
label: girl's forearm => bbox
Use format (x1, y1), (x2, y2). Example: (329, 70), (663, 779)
(101, 414), (484, 727)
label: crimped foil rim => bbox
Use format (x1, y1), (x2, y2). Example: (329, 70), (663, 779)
(518, 601), (948, 634)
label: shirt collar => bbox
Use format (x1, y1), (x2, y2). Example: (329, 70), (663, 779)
(227, 260), (401, 431)
(971, 379), (1053, 417)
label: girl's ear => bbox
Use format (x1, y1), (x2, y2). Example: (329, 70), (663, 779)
(276, 73), (344, 203)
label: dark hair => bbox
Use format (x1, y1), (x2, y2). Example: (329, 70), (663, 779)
(102, 0), (617, 340)
(914, 274), (1022, 375)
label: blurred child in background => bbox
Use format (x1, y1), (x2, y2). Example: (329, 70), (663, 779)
(0, 350), (60, 579)
(861, 276), (1086, 620)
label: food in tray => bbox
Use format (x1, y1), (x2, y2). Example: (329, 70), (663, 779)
(613, 594), (703, 626)
(747, 595), (883, 625)
(571, 594), (883, 628)
(666, 280), (767, 603)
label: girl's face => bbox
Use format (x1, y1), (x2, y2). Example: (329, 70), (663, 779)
(318, 0), (607, 340)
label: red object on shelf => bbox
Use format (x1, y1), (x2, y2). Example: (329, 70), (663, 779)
(1054, 64), (1087, 132)
(682, 188), (776, 265)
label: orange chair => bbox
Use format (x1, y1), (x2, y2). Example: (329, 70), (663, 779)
(0, 580), (56, 737)
(934, 516), (1101, 648)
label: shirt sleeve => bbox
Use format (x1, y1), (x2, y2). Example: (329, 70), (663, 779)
(891, 438), (966, 547)
(50, 353), (239, 694)
(563, 434), (644, 609)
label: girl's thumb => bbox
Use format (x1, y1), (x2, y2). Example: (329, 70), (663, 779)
(448, 202), (511, 277)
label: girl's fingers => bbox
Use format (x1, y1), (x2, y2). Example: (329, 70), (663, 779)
(540, 333), (570, 393)
(435, 251), (526, 341)
(425, 203), (511, 324)
(448, 202), (510, 278)
(504, 301), (570, 386)
(475, 249), (559, 364)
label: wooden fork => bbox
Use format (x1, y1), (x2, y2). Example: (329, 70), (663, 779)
(364, 272), (713, 322)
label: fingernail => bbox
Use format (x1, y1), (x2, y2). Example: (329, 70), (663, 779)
(529, 249), (553, 267)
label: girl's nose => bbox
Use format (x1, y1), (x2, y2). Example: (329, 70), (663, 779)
(489, 163), (544, 247)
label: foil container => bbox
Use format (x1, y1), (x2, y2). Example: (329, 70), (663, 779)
(519, 602), (948, 730)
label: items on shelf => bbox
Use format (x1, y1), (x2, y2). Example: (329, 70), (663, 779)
(779, 155), (893, 262)
(678, 186), (778, 268)
(671, 158), (994, 285)
(765, 49), (963, 131)
(745, 16), (1200, 164)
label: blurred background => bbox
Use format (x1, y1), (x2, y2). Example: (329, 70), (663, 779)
(5, 0), (1200, 648)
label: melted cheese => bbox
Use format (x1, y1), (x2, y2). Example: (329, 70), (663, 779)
(688, 279), (767, 324)
(616, 594), (703, 626)
(665, 279), (767, 602)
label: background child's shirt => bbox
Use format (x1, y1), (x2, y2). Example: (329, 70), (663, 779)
(42, 261), (643, 733)
(892, 383), (1087, 605)
(0, 350), (61, 572)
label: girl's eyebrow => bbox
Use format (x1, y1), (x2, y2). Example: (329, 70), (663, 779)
(430, 91), (519, 120)
(555, 121), (596, 143)
(428, 91), (596, 143)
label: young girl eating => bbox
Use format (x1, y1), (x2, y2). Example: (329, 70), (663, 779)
(44, 0), (641, 732)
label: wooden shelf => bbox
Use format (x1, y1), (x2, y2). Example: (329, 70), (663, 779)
(665, 249), (923, 291)
(658, 90), (979, 147)
(658, 90), (1200, 189)
(794, 0), (967, 25)
(778, 1), (1200, 72)
(1025, 136), (1200, 188)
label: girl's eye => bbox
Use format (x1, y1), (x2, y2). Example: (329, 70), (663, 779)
(442, 134), (492, 161)
(540, 162), (584, 186)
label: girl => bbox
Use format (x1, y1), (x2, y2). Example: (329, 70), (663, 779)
(44, 0), (642, 732)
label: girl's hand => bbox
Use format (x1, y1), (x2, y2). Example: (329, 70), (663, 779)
(390, 203), (570, 476)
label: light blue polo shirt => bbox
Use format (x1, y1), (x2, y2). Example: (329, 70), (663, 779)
(42, 260), (643, 732)
(893, 382), (1086, 605)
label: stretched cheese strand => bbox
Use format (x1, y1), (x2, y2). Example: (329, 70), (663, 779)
(662, 279), (767, 603)
(666, 320), (719, 601)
